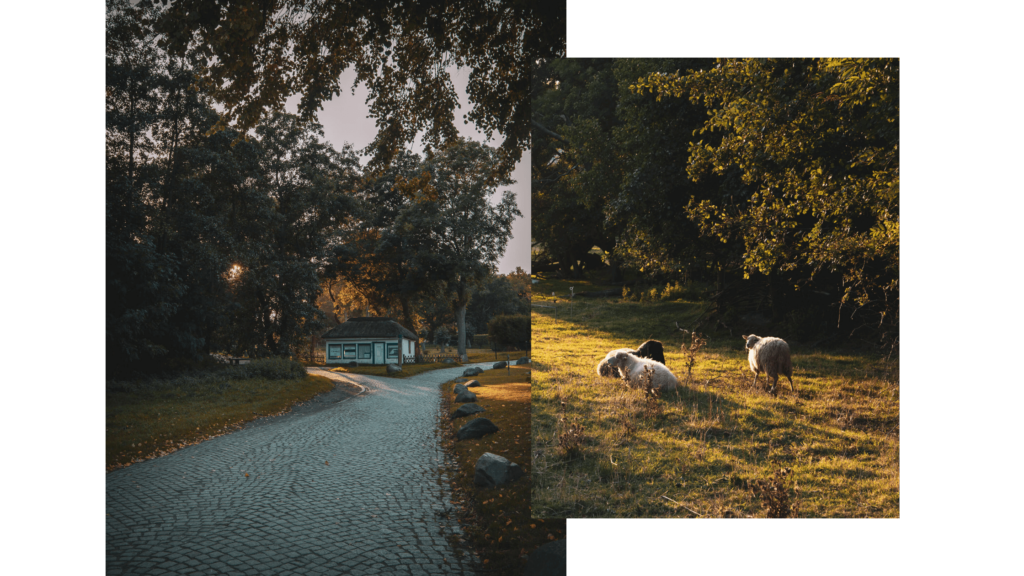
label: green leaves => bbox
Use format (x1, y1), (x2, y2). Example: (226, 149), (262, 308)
(156, 0), (566, 175)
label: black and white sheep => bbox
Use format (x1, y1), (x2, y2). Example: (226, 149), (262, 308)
(595, 341), (665, 378)
(608, 351), (680, 392)
(596, 348), (637, 378)
(741, 334), (795, 395)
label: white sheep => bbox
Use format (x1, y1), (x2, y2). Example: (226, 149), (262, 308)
(596, 348), (637, 378)
(609, 351), (680, 392)
(742, 334), (795, 395)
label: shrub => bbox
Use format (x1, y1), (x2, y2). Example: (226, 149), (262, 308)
(106, 357), (307, 394)
(487, 314), (530, 350)
(231, 357), (307, 380)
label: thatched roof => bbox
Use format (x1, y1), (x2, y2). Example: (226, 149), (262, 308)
(321, 317), (418, 340)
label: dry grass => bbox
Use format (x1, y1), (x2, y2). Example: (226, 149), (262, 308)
(531, 275), (900, 518)
(437, 365), (565, 574)
(106, 374), (336, 471)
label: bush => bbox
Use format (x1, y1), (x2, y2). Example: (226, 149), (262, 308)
(231, 357), (307, 380)
(472, 334), (490, 348)
(487, 314), (530, 351)
(107, 357), (307, 394)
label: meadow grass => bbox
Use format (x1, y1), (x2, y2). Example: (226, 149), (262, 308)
(530, 275), (899, 518)
(106, 373), (337, 471)
(437, 364), (565, 574)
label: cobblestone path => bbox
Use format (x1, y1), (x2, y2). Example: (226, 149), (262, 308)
(106, 364), (492, 575)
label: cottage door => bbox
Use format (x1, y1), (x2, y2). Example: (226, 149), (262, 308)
(374, 342), (384, 364)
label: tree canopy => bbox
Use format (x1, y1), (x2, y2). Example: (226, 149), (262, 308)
(635, 58), (899, 344)
(153, 0), (566, 174)
(394, 138), (522, 360)
(534, 58), (899, 351)
(108, 0), (527, 373)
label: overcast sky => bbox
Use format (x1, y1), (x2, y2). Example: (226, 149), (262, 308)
(284, 66), (530, 276)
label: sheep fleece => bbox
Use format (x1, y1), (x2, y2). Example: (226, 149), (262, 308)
(743, 335), (794, 392)
(596, 348), (637, 378)
(611, 352), (679, 391)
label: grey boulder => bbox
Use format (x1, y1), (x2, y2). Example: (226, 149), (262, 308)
(524, 539), (567, 576)
(454, 389), (477, 403)
(452, 403), (485, 419)
(385, 363), (402, 375)
(493, 361), (508, 369)
(464, 379), (480, 388)
(473, 452), (524, 488)
(463, 367), (483, 377)
(453, 383), (468, 394)
(456, 418), (499, 440)
(516, 357), (531, 365)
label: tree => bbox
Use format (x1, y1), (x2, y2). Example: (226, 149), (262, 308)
(155, 0), (566, 174)
(107, 0), (364, 373)
(227, 112), (360, 357)
(107, 0), (188, 368)
(326, 150), (434, 339)
(465, 271), (531, 337)
(531, 58), (621, 278)
(634, 58), (899, 347)
(396, 139), (522, 361)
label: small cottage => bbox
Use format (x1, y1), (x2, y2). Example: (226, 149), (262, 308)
(321, 317), (418, 365)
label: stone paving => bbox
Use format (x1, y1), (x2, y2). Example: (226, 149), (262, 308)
(106, 364), (493, 575)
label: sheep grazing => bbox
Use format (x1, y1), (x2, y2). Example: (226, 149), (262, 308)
(595, 342), (665, 378)
(636, 340), (666, 365)
(741, 334), (795, 396)
(596, 348), (637, 378)
(609, 351), (680, 392)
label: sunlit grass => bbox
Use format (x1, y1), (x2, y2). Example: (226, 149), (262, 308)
(530, 276), (899, 518)
(106, 374), (336, 471)
(437, 365), (565, 574)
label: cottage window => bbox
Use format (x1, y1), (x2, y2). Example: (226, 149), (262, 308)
(387, 343), (398, 358)
(358, 343), (372, 359)
(343, 344), (356, 359)
(328, 344), (342, 360)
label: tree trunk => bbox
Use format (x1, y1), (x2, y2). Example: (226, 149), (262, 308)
(454, 282), (470, 362)
(607, 253), (622, 283)
(398, 295), (419, 360)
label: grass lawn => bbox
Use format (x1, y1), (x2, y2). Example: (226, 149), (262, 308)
(106, 373), (337, 471)
(437, 365), (565, 575)
(531, 274), (900, 518)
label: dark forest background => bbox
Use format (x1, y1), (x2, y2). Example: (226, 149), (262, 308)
(106, 0), (551, 376)
(531, 58), (899, 354)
